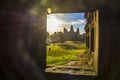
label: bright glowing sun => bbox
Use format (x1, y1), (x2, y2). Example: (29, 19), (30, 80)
(47, 15), (61, 34)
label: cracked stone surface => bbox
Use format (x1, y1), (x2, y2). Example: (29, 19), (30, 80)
(46, 60), (95, 75)
(46, 53), (95, 75)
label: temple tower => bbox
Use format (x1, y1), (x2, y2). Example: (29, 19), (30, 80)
(76, 28), (80, 34)
(70, 25), (74, 33)
(64, 28), (67, 33)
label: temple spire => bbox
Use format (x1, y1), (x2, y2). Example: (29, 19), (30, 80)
(70, 25), (74, 32)
(76, 28), (79, 33)
(64, 28), (67, 33)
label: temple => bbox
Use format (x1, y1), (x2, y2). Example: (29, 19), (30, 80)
(47, 25), (86, 43)
(63, 25), (81, 41)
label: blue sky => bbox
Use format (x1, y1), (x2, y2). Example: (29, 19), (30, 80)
(47, 13), (86, 35)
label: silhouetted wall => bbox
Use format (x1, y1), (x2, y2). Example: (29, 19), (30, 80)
(0, 0), (120, 80)
(0, 0), (46, 80)
(46, 0), (120, 80)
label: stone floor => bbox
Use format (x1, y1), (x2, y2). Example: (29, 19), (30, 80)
(46, 61), (95, 75)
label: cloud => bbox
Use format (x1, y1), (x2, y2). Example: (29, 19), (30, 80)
(47, 13), (86, 34)
(49, 14), (66, 21)
(71, 19), (86, 25)
(60, 19), (86, 25)
(48, 13), (86, 25)
(78, 19), (86, 24)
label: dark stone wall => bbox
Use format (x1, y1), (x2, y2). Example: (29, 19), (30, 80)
(0, 0), (120, 80)
(0, 0), (47, 80)
(98, 4), (120, 80)
(46, 1), (120, 80)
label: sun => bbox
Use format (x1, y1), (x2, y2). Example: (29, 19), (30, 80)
(47, 15), (61, 35)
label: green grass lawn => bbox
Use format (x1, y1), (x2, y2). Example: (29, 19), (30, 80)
(46, 41), (86, 66)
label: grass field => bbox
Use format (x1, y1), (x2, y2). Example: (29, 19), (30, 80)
(46, 41), (86, 66)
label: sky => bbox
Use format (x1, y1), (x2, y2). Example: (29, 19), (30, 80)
(47, 13), (86, 35)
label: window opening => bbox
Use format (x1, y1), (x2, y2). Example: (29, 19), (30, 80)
(46, 11), (99, 76)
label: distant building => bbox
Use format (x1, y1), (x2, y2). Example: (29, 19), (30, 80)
(46, 25), (85, 43)
(63, 25), (81, 41)
(47, 25), (86, 42)
(46, 32), (52, 44)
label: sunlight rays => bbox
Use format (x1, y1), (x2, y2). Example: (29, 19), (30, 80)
(47, 15), (62, 34)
